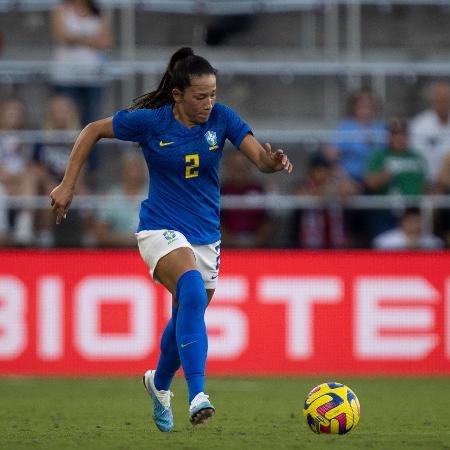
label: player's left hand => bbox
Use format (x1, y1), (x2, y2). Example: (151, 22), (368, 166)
(264, 143), (293, 174)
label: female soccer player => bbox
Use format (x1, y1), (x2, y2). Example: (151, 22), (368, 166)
(50, 47), (293, 431)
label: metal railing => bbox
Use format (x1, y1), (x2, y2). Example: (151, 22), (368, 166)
(0, 128), (391, 144)
(3, 59), (450, 79)
(2, 194), (448, 245)
(1, 0), (449, 13)
(5, 194), (450, 210)
(2, 0), (450, 117)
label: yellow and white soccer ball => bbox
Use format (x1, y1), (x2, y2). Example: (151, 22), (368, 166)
(303, 382), (360, 435)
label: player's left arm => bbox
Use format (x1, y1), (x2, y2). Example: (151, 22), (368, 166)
(239, 134), (293, 174)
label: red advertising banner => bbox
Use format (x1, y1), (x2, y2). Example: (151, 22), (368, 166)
(0, 250), (449, 375)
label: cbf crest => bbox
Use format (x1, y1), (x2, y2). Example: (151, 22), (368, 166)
(204, 130), (219, 150)
(163, 230), (178, 244)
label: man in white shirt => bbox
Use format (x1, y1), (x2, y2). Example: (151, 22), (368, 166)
(410, 81), (450, 187)
(373, 207), (444, 250)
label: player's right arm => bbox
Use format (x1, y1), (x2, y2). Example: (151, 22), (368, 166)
(50, 117), (114, 224)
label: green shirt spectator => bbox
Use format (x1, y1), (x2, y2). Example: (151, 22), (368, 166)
(365, 118), (426, 196)
(366, 149), (426, 195)
(365, 118), (428, 241)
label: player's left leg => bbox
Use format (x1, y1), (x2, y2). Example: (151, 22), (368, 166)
(151, 289), (216, 427)
(153, 282), (216, 398)
(152, 247), (213, 425)
(174, 270), (208, 399)
(185, 241), (220, 425)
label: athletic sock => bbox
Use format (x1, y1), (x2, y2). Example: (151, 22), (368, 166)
(175, 270), (208, 403)
(154, 307), (180, 391)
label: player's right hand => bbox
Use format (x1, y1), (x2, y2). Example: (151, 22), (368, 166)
(50, 183), (74, 224)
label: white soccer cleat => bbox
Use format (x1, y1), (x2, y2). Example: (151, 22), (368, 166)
(189, 392), (215, 425)
(142, 369), (174, 432)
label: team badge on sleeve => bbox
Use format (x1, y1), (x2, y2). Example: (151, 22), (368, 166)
(205, 130), (218, 150)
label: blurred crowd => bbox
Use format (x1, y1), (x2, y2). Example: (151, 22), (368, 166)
(1, 0), (450, 251)
(2, 82), (450, 251)
(222, 82), (450, 251)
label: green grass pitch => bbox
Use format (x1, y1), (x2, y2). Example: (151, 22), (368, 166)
(0, 376), (449, 450)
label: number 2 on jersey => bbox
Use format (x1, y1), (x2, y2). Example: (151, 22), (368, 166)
(185, 154), (199, 178)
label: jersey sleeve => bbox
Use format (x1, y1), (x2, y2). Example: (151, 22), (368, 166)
(112, 109), (154, 143)
(221, 104), (252, 148)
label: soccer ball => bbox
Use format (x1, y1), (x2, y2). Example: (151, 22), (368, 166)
(303, 382), (360, 435)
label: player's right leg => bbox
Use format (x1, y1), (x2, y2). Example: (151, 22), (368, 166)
(143, 369), (174, 432)
(142, 305), (179, 432)
(154, 305), (180, 392)
(136, 230), (194, 432)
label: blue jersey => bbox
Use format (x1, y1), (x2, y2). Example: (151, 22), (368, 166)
(112, 102), (252, 244)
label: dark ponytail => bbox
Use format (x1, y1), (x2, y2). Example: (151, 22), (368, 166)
(129, 47), (217, 110)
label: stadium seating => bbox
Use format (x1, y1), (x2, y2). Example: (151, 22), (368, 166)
(1, 0), (450, 247)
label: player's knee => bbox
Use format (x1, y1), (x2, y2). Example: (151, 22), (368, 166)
(176, 269), (207, 311)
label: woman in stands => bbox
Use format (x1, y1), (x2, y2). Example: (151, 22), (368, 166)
(51, 0), (113, 171)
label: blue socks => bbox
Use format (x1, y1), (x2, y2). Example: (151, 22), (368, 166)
(175, 270), (208, 403)
(153, 307), (180, 391)
(153, 269), (208, 403)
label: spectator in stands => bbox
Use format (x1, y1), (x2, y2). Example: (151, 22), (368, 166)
(410, 80), (450, 189)
(92, 150), (147, 247)
(0, 98), (36, 245)
(326, 89), (387, 247)
(373, 207), (443, 250)
(51, 0), (112, 126)
(366, 118), (426, 195)
(33, 94), (90, 247)
(327, 89), (388, 191)
(365, 118), (427, 237)
(221, 151), (273, 248)
(51, 0), (113, 171)
(291, 151), (348, 249)
(435, 151), (450, 247)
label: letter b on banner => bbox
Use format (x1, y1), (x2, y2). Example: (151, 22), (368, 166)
(0, 277), (26, 359)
